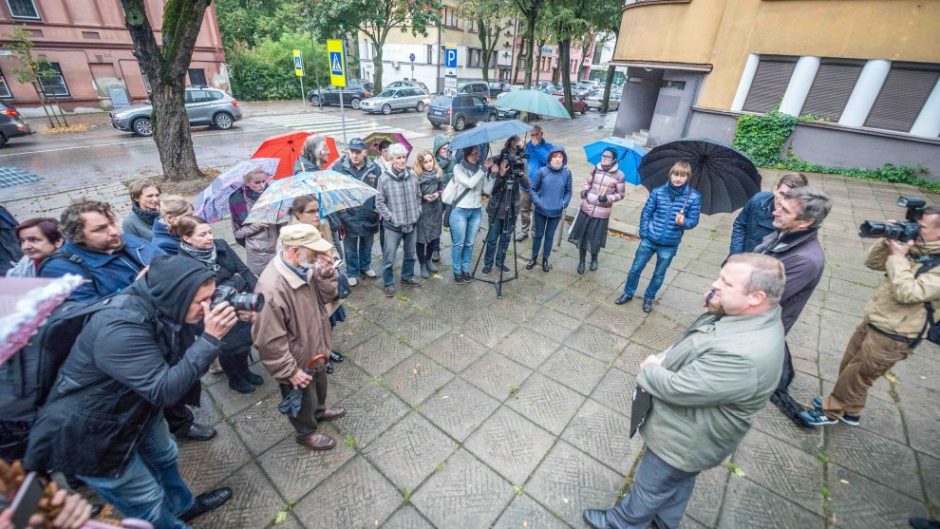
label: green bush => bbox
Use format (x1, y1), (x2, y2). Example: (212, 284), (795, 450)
(732, 110), (796, 166)
(227, 33), (329, 100)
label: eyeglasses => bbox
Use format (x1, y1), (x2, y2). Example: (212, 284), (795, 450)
(601, 154), (614, 159)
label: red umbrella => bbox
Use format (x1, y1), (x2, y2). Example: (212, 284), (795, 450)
(318, 135), (341, 169)
(251, 131), (311, 179)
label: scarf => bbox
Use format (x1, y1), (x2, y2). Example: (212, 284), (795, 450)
(132, 203), (160, 226)
(600, 161), (616, 173)
(230, 186), (263, 227)
(180, 241), (220, 272)
(461, 158), (480, 174)
(667, 182), (686, 201)
(418, 169), (439, 195)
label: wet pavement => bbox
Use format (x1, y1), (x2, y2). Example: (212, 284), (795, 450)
(3, 105), (939, 529)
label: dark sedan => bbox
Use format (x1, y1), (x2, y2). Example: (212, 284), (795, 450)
(0, 102), (35, 147)
(308, 80), (373, 110)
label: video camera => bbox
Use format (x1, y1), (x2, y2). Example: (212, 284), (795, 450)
(505, 147), (528, 173)
(859, 197), (927, 243)
(211, 285), (265, 312)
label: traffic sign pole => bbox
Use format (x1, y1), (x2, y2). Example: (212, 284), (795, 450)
(293, 49), (306, 111)
(327, 39), (348, 145)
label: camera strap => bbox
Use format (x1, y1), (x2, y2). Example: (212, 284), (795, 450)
(912, 254), (940, 346)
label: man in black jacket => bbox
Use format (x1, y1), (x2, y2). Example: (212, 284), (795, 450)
(25, 256), (250, 528)
(332, 137), (382, 286)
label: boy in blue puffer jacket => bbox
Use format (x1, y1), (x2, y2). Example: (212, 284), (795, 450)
(616, 160), (701, 313)
(526, 146), (572, 272)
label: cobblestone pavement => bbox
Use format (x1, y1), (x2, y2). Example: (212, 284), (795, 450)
(168, 172), (937, 529)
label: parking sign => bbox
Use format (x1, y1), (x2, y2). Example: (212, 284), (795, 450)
(445, 48), (458, 68)
(326, 39), (346, 88)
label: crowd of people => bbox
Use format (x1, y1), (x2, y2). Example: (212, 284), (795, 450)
(2, 127), (939, 529)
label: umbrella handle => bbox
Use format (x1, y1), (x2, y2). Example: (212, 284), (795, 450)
(308, 353), (329, 370)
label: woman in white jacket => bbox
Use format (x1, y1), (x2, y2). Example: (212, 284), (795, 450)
(447, 145), (489, 284)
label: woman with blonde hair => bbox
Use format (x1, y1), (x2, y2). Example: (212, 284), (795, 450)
(151, 195), (193, 254)
(122, 178), (161, 240)
(412, 150), (444, 278)
(229, 168), (279, 275)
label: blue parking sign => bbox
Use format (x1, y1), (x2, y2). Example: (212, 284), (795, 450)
(330, 51), (344, 76)
(445, 48), (458, 68)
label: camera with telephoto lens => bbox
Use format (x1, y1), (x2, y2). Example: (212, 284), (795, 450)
(859, 197), (927, 243)
(506, 147), (528, 173)
(211, 285), (265, 312)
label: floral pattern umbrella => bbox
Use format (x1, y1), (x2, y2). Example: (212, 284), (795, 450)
(364, 131), (412, 160)
(244, 170), (378, 225)
(193, 158), (279, 223)
(0, 275), (83, 364)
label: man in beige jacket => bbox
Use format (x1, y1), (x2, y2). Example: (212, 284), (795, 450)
(802, 206), (940, 427)
(253, 224), (346, 451)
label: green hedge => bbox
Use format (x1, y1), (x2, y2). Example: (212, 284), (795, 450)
(227, 33), (329, 101)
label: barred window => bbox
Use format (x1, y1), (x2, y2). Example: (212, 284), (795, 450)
(742, 56), (796, 113)
(800, 59), (863, 121)
(38, 63), (70, 98)
(864, 63), (940, 132)
(7, 0), (39, 19)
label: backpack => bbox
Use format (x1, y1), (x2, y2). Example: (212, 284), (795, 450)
(915, 254), (940, 346)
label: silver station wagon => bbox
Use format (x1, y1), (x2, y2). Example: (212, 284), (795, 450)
(109, 87), (242, 136)
(359, 87), (431, 115)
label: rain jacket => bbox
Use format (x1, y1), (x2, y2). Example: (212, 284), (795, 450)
(450, 161), (486, 210)
(25, 256), (222, 477)
(39, 234), (164, 303)
(862, 239), (940, 338)
(252, 255), (338, 381)
(434, 135), (457, 186)
(640, 183), (701, 247)
(332, 154), (383, 237)
(730, 191), (775, 255)
(754, 229), (824, 334)
(638, 307), (784, 473)
(524, 138), (555, 180)
(151, 219), (180, 255)
(228, 188), (278, 276)
(122, 209), (156, 241)
(579, 162), (626, 220)
(530, 147), (572, 218)
(376, 166), (422, 232)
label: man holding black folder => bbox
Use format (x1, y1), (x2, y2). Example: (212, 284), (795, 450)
(584, 254), (786, 529)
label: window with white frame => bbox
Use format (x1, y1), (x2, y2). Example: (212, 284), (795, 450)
(0, 69), (11, 98)
(442, 7), (459, 28)
(7, 0), (39, 19)
(467, 18), (477, 33)
(38, 63), (70, 98)
(468, 48), (482, 68)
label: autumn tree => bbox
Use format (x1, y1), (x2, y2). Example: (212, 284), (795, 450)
(7, 28), (68, 129)
(121, 0), (212, 182)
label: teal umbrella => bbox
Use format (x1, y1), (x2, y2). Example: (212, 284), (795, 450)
(497, 89), (571, 119)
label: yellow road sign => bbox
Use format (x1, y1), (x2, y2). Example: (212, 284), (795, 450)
(292, 49), (304, 77)
(327, 39), (346, 88)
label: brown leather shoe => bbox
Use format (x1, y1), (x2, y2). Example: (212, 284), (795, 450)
(319, 406), (347, 422)
(296, 432), (336, 451)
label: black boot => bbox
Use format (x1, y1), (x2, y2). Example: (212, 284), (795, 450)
(577, 249), (586, 275)
(590, 253), (598, 271)
(241, 369), (264, 386)
(526, 257), (538, 270)
(541, 260), (550, 273)
(180, 488), (233, 522)
(228, 374), (255, 394)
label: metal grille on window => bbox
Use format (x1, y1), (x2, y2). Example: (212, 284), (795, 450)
(38, 63), (69, 98)
(864, 64), (940, 133)
(7, 0), (39, 19)
(0, 69), (11, 98)
(800, 60), (863, 121)
(742, 56), (796, 113)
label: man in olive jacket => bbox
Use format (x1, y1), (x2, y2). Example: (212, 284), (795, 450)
(584, 253), (786, 529)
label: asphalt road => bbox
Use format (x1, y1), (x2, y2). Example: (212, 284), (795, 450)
(1, 103), (618, 201)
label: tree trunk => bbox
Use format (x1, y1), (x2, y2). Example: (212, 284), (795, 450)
(152, 82), (201, 182)
(578, 32), (595, 82)
(535, 42), (543, 84)
(523, 14), (536, 88)
(601, 63), (616, 114)
(372, 48), (384, 93)
(31, 82), (58, 128)
(478, 18), (490, 84)
(514, 35), (526, 84)
(559, 39), (573, 117)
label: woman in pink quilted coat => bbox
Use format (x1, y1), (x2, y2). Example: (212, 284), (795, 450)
(568, 148), (626, 274)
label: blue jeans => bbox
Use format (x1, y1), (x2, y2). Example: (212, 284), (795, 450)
(484, 216), (514, 267)
(78, 415), (194, 529)
(449, 207), (482, 274)
(343, 233), (375, 277)
(605, 449), (698, 529)
(382, 227), (417, 287)
(531, 213), (561, 263)
(624, 238), (678, 300)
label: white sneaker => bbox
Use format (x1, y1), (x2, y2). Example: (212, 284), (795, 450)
(348, 277), (358, 287)
(363, 269), (377, 278)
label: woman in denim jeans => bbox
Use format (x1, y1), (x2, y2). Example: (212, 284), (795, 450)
(448, 146), (488, 284)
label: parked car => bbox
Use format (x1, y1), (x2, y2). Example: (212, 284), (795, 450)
(553, 82), (594, 98)
(586, 90), (621, 111)
(495, 107), (538, 120)
(488, 82), (512, 96)
(0, 102), (34, 147)
(385, 80), (429, 94)
(561, 95), (589, 115)
(456, 82), (491, 101)
(496, 85), (525, 99)
(536, 82), (558, 94)
(308, 79), (373, 109)
(109, 87), (242, 136)
(427, 94), (497, 131)
(359, 87), (430, 115)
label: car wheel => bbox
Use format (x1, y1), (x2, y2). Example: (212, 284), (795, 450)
(382, 104), (392, 115)
(453, 115), (466, 131)
(0, 133), (7, 148)
(487, 113), (497, 122)
(213, 112), (234, 130)
(430, 121), (441, 129)
(416, 101), (425, 112)
(350, 98), (361, 110)
(309, 94), (320, 106)
(132, 117), (153, 137)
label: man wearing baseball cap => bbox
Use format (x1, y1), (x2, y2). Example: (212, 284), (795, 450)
(252, 224), (347, 451)
(333, 137), (383, 285)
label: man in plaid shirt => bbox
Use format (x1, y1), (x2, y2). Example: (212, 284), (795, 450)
(375, 143), (422, 298)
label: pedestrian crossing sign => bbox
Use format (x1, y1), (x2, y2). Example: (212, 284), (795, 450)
(292, 49), (304, 77)
(326, 39), (346, 88)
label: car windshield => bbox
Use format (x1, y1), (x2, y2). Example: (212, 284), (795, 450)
(432, 95), (452, 106)
(377, 89), (397, 98)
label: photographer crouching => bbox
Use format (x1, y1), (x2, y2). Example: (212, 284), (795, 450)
(24, 255), (255, 528)
(802, 199), (940, 427)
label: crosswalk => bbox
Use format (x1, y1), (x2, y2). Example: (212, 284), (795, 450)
(251, 112), (432, 144)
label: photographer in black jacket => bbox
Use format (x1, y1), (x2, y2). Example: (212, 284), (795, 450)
(25, 256), (253, 529)
(482, 139), (529, 275)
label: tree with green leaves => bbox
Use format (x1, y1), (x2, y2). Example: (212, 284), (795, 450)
(7, 28), (68, 129)
(541, 1), (589, 116)
(308, 0), (441, 93)
(120, 0), (212, 181)
(511, 0), (546, 88)
(465, 0), (515, 83)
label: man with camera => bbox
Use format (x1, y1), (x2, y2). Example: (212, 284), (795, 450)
(252, 224), (347, 451)
(802, 202), (940, 428)
(753, 186), (831, 426)
(583, 253), (786, 529)
(482, 148), (529, 275)
(25, 255), (250, 528)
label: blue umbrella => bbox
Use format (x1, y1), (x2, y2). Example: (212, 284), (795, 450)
(498, 89), (571, 119)
(448, 119), (533, 151)
(583, 137), (647, 185)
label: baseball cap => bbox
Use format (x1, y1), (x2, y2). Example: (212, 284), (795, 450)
(348, 137), (366, 151)
(278, 223), (333, 253)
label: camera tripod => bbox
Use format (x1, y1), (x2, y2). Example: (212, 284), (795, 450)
(470, 175), (520, 298)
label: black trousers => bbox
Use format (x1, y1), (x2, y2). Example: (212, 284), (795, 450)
(769, 342), (806, 425)
(219, 350), (251, 379)
(164, 402), (194, 435)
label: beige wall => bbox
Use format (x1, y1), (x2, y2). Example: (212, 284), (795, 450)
(615, 0), (940, 110)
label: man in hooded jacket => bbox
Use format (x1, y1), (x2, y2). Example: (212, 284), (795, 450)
(333, 137), (383, 284)
(25, 256), (250, 529)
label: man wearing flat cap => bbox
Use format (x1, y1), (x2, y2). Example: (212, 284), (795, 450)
(253, 224), (347, 451)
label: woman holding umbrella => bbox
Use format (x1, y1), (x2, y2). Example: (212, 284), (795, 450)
(569, 148), (625, 274)
(448, 145), (488, 284)
(229, 168), (279, 275)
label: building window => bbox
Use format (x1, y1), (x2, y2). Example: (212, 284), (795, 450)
(188, 68), (207, 87)
(426, 44), (433, 64)
(38, 63), (70, 98)
(0, 69), (11, 98)
(6, 0), (39, 19)
(799, 59), (863, 122)
(442, 7), (459, 29)
(592, 45), (603, 65)
(468, 48), (481, 68)
(743, 56), (797, 113)
(467, 18), (476, 33)
(864, 62), (940, 133)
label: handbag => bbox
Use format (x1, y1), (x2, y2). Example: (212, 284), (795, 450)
(442, 187), (473, 227)
(441, 178), (460, 205)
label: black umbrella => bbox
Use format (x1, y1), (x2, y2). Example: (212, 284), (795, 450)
(637, 139), (761, 215)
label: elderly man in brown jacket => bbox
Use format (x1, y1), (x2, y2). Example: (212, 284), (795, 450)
(253, 224), (347, 451)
